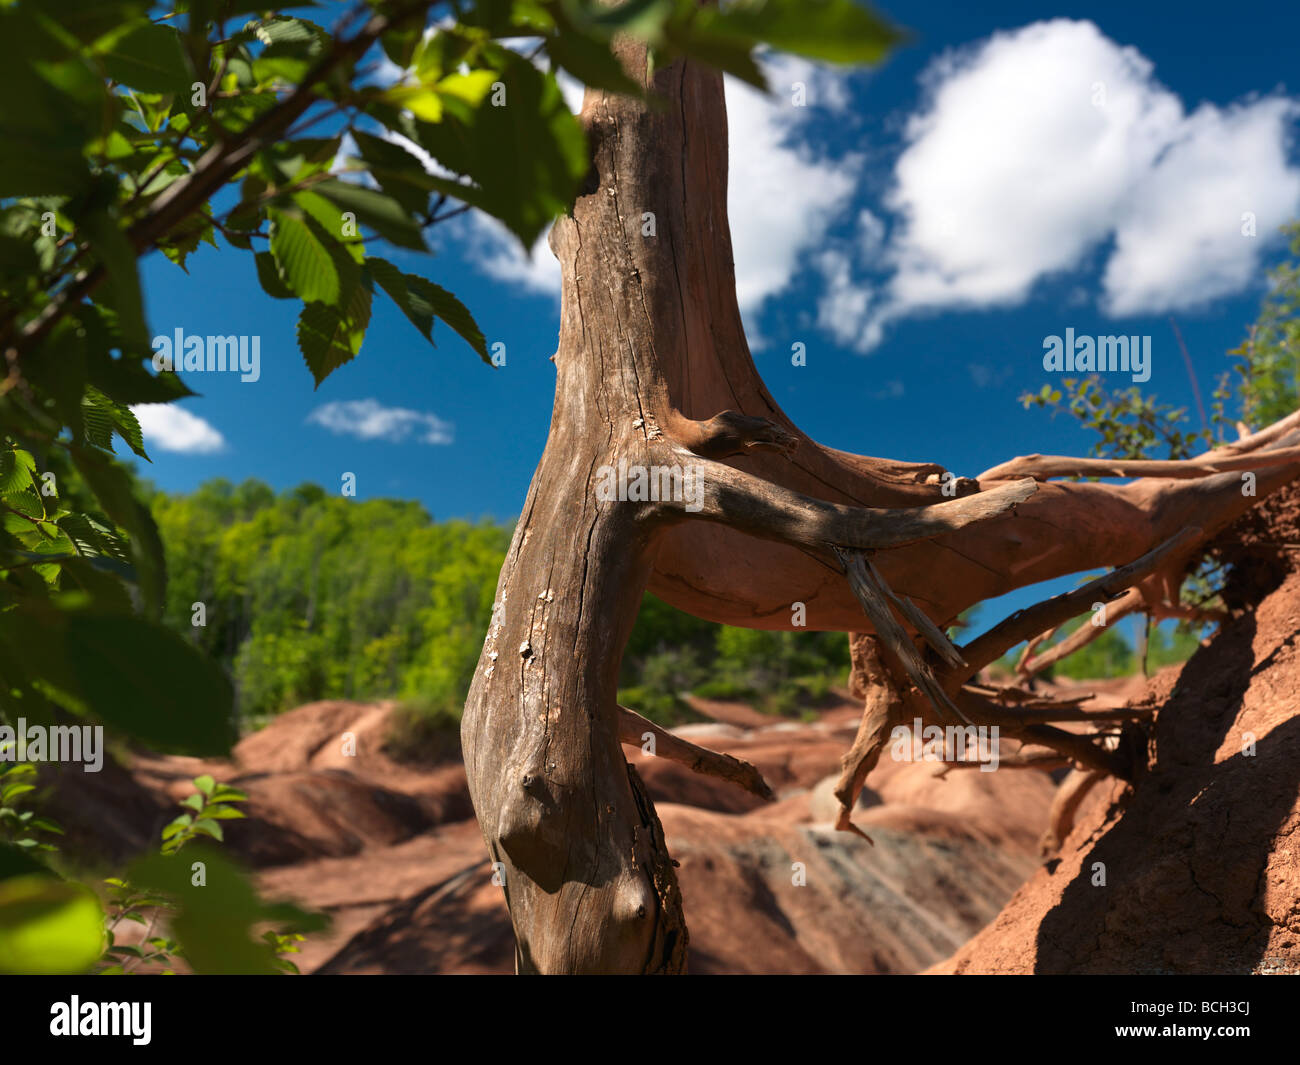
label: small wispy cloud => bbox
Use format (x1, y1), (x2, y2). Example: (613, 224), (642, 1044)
(307, 399), (454, 445)
(131, 404), (225, 454)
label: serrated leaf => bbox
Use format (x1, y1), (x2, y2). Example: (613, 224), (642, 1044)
(314, 179), (427, 251)
(296, 285), (372, 387)
(269, 208), (338, 304)
(711, 0), (901, 65)
(405, 275), (488, 362)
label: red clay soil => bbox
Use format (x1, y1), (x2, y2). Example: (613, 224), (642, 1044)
(45, 690), (1057, 974)
(933, 489), (1300, 975)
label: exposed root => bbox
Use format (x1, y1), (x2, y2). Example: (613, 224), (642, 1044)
(953, 527), (1202, 681)
(978, 444), (1300, 482)
(835, 547), (967, 722)
(1038, 767), (1106, 859)
(832, 636), (901, 842)
(669, 449), (1038, 551)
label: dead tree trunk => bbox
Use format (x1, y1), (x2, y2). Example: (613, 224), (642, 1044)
(461, 40), (1300, 973)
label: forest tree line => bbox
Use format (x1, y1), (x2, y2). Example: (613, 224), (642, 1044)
(145, 476), (1192, 736)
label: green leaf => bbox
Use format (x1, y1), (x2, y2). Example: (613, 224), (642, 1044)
(711, 0), (901, 65)
(0, 605), (236, 756)
(191, 818), (224, 842)
(160, 815), (192, 840)
(380, 24), (422, 69)
(69, 445), (166, 616)
(82, 209), (149, 354)
(0, 449), (37, 498)
(83, 385), (149, 460)
(0, 876), (104, 974)
(254, 251), (295, 299)
(0, 842), (57, 884)
(193, 774), (216, 796)
(367, 258), (489, 364)
(62, 612), (236, 755)
(366, 257), (432, 343)
(0, 782), (35, 803)
(0, 10), (99, 196)
(381, 52), (587, 248)
(350, 130), (439, 216)
(405, 275), (489, 363)
(251, 15), (329, 51)
(102, 23), (192, 93)
(296, 285), (372, 387)
(314, 179), (427, 251)
(269, 208), (339, 304)
(127, 848), (306, 975)
(545, 29), (644, 97)
(57, 515), (130, 563)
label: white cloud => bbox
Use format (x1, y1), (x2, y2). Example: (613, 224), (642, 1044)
(826, 19), (1300, 349)
(307, 399), (453, 445)
(131, 404), (225, 455)
(463, 213), (562, 294)
(1102, 98), (1300, 314)
(724, 54), (859, 340)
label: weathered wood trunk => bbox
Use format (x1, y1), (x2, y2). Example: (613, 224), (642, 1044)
(459, 39), (723, 973)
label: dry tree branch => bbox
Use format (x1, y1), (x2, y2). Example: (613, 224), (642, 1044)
(978, 445), (1300, 482)
(667, 443), (1038, 551)
(1039, 768), (1107, 858)
(616, 704), (774, 801)
(1017, 586), (1145, 679)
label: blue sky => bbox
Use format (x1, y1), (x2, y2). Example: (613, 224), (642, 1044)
(130, 1), (1300, 633)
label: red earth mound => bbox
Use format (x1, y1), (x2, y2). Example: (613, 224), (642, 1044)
(45, 690), (1057, 973)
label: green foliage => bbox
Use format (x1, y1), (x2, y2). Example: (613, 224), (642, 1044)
(620, 594), (850, 721)
(1018, 221), (1300, 672)
(159, 773), (248, 856)
(1042, 615), (1135, 680)
(1023, 222), (1300, 460)
(0, 875), (104, 974)
(1021, 378), (1206, 461)
(1226, 221), (1300, 429)
(151, 479), (511, 724)
(0, 749), (64, 853)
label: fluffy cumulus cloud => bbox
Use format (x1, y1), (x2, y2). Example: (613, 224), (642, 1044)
(723, 53), (858, 336)
(131, 404), (225, 454)
(821, 19), (1300, 350)
(307, 399), (454, 445)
